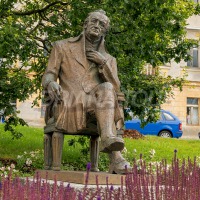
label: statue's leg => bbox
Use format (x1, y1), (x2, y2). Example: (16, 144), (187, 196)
(95, 82), (124, 152)
(108, 123), (132, 174)
(90, 136), (100, 172)
(52, 131), (64, 171)
(44, 133), (52, 170)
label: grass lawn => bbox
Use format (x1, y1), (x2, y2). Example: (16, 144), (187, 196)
(0, 125), (43, 159)
(125, 136), (200, 163)
(0, 124), (84, 162)
(0, 124), (200, 168)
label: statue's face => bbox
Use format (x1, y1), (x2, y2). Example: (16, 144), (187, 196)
(85, 12), (109, 40)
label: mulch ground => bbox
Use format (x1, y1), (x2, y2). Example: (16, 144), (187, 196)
(123, 129), (145, 139)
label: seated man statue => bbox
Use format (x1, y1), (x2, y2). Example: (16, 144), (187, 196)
(42, 9), (131, 174)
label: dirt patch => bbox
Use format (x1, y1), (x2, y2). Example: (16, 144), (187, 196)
(123, 129), (144, 139)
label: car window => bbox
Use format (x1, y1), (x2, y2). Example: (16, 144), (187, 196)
(159, 115), (163, 120)
(163, 112), (175, 121)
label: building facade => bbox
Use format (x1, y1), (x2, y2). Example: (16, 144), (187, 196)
(161, 14), (200, 137)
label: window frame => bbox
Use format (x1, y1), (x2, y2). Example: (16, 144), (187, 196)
(186, 97), (199, 126)
(187, 46), (199, 68)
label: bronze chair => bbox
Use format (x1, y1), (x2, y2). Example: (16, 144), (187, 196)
(43, 106), (101, 171)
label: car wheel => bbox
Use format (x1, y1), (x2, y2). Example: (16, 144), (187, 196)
(159, 131), (172, 138)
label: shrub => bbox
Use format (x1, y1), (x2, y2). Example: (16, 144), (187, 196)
(16, 149), (44, 174)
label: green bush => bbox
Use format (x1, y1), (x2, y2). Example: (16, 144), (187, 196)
(16, 149), (44, 174)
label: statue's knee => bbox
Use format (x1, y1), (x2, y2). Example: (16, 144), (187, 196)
(97, 82), (114, 98)
(100, 82), (114, 91)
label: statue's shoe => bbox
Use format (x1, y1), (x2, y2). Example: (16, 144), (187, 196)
(100, 136), (124, 153)
(109, 159), (132, 174)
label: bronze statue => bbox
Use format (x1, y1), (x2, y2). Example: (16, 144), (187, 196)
(42, 10), (131, 174)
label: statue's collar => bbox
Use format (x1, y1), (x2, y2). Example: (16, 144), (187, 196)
(68, 32), (84, 43)
(68, 32), (105, 47)
(68, 32), (107, 55)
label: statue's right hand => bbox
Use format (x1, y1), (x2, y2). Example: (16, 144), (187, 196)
(47, 81), (63, 102)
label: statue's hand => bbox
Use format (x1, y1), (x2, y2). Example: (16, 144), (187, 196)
(86, 50), (106, 66)
(47, 81), (63, 102)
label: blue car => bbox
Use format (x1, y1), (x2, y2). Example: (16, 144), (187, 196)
(125, 110), (183, 138)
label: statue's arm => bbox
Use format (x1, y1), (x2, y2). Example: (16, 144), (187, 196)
(42, 42), (63, 102)
(42, 42), (62, 88)
(99, 57), (125, 102)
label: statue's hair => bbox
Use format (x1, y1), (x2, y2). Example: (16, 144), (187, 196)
(84, 9), (110, 31)
(93, 9), (106, 15)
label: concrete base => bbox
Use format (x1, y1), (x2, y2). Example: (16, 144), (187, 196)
(35, 170), (125, 185)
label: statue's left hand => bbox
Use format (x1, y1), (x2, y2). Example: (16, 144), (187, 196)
(86, 50), (106, 66)
(47, 81), (63, 103)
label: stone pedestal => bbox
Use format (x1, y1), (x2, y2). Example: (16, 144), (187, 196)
(35, 170), (126, 185)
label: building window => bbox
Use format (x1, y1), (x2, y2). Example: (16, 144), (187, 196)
(187, 46), (198, 67)
(144, 64), (157, 75)
(186, 98), (199, 125)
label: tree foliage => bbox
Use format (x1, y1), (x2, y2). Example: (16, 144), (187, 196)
(0, 0), (198, 135)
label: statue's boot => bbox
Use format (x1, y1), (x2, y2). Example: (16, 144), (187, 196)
(44, 133), (52, 170)
(96, 104), (124, 153)
(109, 158), (132, 174)
(52, 131), (64, 171)
(100, 136), (124, 153)
(95, 83), (125, 153)
(108, 151), (132, 174)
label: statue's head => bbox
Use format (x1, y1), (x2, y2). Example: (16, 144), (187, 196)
(84, 10), (110, 41)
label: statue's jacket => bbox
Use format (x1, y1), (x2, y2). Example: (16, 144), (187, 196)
(42, 33), (125, 133)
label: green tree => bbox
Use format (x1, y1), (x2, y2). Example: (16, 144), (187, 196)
(0, 0), (198, 136)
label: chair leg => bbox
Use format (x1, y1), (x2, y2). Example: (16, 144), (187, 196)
(90, 136), (100, 172)
(44, 133), (53, 170)
(52, 131), (64, 171)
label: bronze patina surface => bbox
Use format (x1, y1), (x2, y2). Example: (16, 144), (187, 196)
(42, 10), (131, 174)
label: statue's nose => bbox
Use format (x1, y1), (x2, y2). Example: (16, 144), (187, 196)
(94, 20), (100, 27)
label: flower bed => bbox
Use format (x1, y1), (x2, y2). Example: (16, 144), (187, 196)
(1, 153), (200, 199)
